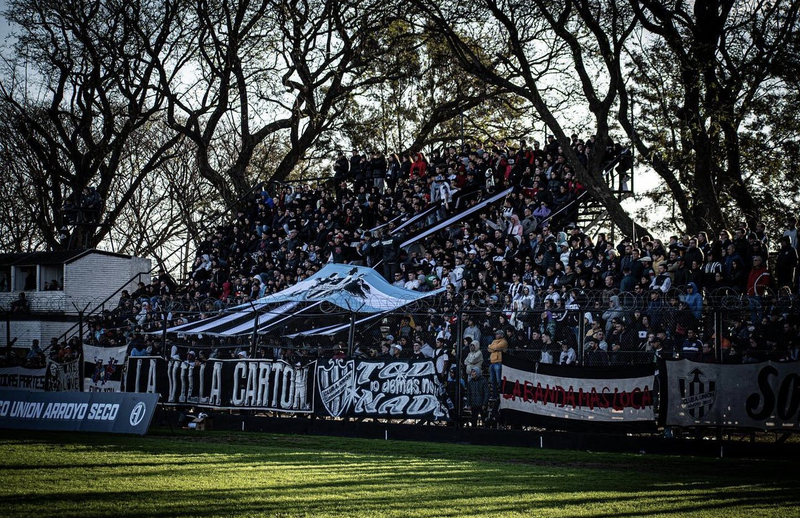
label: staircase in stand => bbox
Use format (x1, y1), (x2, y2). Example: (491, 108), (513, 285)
(575, 164), (633, 233)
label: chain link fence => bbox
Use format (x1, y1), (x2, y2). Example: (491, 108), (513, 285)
(113, 286), (798, 369)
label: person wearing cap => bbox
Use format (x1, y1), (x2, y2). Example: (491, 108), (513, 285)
(389, 343), (403, 359)
(647, 334), (667, 362)
(186, 350), (201, 367)
(487, 329), (508, 398)
(680, 329), (704, 361)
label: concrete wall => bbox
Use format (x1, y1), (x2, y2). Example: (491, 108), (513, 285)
(64, 254), (151, 313)
(0, 319), (75, 349)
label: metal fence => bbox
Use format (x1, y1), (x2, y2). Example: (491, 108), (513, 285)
(102, 285), (798, 370)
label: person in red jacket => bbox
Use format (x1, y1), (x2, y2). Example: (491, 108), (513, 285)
(746, 255), (771, 325)
(409, 152), (428, 179)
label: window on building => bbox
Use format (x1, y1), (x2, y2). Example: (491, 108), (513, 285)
(14, 266), (37, 291)
(40, 265), (63, 291)
(0, 267), (10, 292)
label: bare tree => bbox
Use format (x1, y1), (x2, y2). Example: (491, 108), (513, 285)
(413, 0), (649, 237)
(621, 0), (800, 233)
(142, 0), (418, 206)
(0, 0), (184, 250)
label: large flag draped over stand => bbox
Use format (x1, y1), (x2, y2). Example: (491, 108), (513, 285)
(165, 264), (443, 337)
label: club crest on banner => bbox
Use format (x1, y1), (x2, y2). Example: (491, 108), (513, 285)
(678, 368), (717, 419)
(305, 268), (371, 301)
(316, 360), (355, 417)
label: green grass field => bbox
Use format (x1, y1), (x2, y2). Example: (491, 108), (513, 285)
(0, 429), (798, 517)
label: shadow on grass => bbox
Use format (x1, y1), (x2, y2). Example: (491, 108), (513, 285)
(3, 483), (798, 518)
(2, 430), (799, 517)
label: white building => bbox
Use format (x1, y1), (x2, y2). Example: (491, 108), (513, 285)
(0, 250), (151, 347)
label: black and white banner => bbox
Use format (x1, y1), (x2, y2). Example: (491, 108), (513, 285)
(124, 357), (314, 413)
(662, 360), (800, 430)
(0, 390), (158, 434)
(83, 344), (128, 392)
(315, 359), (447, 419)
(500, 355), (656, 428)
(124, 356), (166, 396)
(45, 358), (81, 392)
(0, 366), (46, 391)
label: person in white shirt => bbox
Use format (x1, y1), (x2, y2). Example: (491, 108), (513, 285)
(403, 271), (420, 291)
(559, 341), (577, 365)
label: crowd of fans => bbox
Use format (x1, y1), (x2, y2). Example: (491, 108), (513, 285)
(6, 136), (799, 384)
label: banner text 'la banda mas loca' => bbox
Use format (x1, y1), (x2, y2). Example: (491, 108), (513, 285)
(500, 355), (656, 425)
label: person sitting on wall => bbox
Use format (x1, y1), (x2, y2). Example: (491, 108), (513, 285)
(10, 293), (30, 314)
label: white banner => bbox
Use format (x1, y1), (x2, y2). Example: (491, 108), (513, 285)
(664, 360), (800, 430)
(0, 366), (46, 391)
(83, 344), (129, 393)
(500, 364), (655, 422)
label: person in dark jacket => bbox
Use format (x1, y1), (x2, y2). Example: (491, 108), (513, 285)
(466, 368), (489, 427)
(776, 236), (798, 290)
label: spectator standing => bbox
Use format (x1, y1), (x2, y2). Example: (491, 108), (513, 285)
(463, 339), (483, 375)
(775, 236), (797, 290)
(465, 368), (489, 427)
(487, 329), (508, 399)
(783, 216), (798, 250)
(746, 255), (772, 324)
(681, 329), (704, 361)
